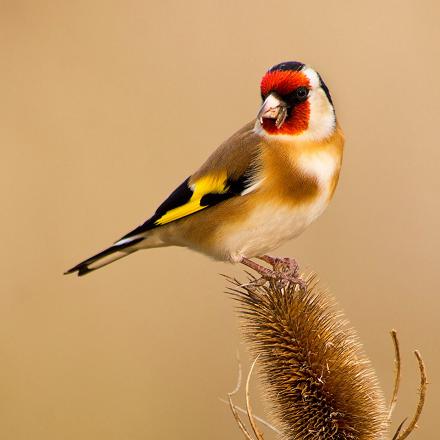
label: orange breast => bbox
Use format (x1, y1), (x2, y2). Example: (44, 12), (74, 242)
(261, 125), (344, 207)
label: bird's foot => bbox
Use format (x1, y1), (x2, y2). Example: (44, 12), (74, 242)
(258, 255), (306, 290)
(240, 256), (306, 290)
(257, 255), (300, 276)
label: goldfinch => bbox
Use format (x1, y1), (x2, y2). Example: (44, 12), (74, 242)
(66, 61), (344, 281)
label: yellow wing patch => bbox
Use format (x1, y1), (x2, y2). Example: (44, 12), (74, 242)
(154, 172), (228, 226)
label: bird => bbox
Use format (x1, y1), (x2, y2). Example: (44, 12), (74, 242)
(65, 61), (344, 283)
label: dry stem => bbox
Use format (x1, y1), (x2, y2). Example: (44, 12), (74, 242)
(221, 399), (281, 435)
(388, 329), (402, 421)
(393, 350), (427, 440)
(227, 355), (254, 440)
(245, 356), (264, 440)
(226, 354), (281, 439)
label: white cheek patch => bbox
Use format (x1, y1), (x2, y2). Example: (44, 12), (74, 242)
(302, 66), (321, 89)
(300, 66), (336, 141)
(301, 88), (336, 141)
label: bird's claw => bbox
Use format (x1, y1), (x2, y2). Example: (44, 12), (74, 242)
(241, 255), (306, 291)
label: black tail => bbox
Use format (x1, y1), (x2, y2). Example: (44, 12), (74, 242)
(64, 237), (144, 276)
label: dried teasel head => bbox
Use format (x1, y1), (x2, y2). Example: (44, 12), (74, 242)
(228, 274), (389, 440)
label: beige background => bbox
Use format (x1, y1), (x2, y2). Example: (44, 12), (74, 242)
(1, 1), (439, 438)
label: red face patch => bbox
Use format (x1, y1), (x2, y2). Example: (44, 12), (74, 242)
(260, 70), (311, 135)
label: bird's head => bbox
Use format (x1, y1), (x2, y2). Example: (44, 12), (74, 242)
(258, 61), (336, 141)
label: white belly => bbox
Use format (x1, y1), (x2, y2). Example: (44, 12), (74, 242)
(222, 197), (329, 262)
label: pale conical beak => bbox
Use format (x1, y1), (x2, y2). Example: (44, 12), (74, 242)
(257, 93), (288, 128)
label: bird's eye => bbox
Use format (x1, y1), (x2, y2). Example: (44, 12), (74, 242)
(295, 87), (309, 101)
